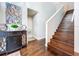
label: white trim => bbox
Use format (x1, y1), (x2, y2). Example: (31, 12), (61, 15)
(71, 11), (74, 22)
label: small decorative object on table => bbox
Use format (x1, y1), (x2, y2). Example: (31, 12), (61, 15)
(0, 24), (7, 31)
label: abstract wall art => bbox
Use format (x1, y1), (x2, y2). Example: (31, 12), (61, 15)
(6, 3), (22, 25)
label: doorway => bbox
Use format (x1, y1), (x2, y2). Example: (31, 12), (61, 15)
(27, 8), (37, 42)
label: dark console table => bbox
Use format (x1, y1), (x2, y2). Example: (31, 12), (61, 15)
(0, 30), (27, 55)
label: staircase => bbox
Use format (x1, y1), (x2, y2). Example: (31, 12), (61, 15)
(47, 10), (74, 56)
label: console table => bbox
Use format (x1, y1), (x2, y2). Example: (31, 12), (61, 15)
(0, 30), (27, 55)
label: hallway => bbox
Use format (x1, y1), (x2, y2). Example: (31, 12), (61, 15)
(48, 10), (74, 56)
(20, 10), (74, 56)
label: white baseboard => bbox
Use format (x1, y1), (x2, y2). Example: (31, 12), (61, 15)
(33, 35), (45, 40)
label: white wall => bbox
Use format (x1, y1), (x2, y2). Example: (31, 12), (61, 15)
(27, 2), (60, 40)
(46, 6), (65, 46)
(74, 2), (79, 53)
(0, 2), (6, 24)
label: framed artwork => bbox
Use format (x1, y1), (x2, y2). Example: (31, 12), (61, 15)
(6, 3), (22, 25)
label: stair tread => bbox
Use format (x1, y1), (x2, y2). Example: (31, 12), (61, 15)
(54, 32), (73, 36)
(53, 35), (73, 41)
(58, 28), (73, 31)
(50, 39), (73, 47)
(48, 42), (74, 55)
(53, 34), (74, 40)
(48, 45), (70, 56)
(53, 35), (74, 45)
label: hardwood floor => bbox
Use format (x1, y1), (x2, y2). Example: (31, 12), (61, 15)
(48, 10), (74, 56)
(20, 39), (55, 56)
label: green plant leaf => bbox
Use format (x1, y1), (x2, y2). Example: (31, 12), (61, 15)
(11, 24), (18, 28)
